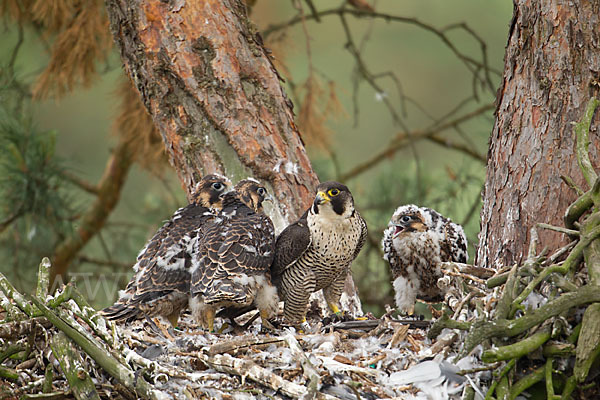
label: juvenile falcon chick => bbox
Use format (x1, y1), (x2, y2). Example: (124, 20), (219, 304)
(190, 179), (278, 332)
(101, 174), (231, 326)
(271, 181), (367, 328)
(382, 204), (468, 315)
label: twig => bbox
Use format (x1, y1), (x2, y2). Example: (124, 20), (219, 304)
(0, 285), (28, 321)
(561, 175), (585, 196)
(494, 263), (519, 320)
(428, 314), (471, 340)
(50, 331), (101, 400)
(207, 335), (289, 356)
(462, 284), (600, 355)
(426, 134), (486, 163)
(329, 318), (430, 331)
(263, 7), (501, 81)
(338, 13), (406, 130)
(484, 359), (515, 400)
(536, 223), (579, 237)
(481, 327), (551, 363)
(8, 24), (24, 74)
(573, 303), (600, 383)
(199, 352), (308, 398)
(0, 364), (18, 381)
(564, 180), (600, 230)
(28, 295), (165, 400)
(0, 273), (40, 317)
(511, 224), (600, 309)
(60, 170), (99, 195)
(573, 97), (600, 187)
(439, 262), (496, 279)
(36, 258), (51, 301)
(457, 363), (502, 376)
(284, 333), (321, 396)
(340, 103), (494, 181)
(508, 366), (544, 400)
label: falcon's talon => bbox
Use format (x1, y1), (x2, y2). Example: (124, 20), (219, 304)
(325, 310), (351, 324)
(217, 323), (229, 334)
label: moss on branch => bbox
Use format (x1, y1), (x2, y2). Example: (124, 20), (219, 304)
(481, 327), (551, 363)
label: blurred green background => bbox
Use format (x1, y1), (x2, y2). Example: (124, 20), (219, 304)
(0, 1), (512, 314)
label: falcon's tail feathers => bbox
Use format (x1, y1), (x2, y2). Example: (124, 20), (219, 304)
(101, 302), (141, 322)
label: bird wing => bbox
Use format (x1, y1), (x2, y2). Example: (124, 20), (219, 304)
(352, 211), (368, 260)
(120, 205), (214, 299)
(271, 210), (311, 278)
(446, 222), (468, 263)
(192, 211), (275, 304)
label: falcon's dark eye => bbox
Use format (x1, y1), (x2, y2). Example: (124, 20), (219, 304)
(400, 215), (411, 223)
(328, 188), (340, 197)
(257, 187), (266, 197)
(211, 182), (225, 191)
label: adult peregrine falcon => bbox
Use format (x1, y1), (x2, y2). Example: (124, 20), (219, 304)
(190, 179), (278, 332)
(101, 174), (231, 326)
(382, 204), (468, 315)
(271, 181), (367, 328)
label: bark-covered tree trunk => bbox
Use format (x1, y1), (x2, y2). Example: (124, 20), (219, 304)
(478, 0), (600, 269)
(104, 0), (316, 225)
(104, 0), (362, 314)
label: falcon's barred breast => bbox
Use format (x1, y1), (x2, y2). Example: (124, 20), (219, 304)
(271, 181), (367, 327)
(189, 179), (278, 332)
(382, 204), (468, 315)
(101, 174), (231, 326)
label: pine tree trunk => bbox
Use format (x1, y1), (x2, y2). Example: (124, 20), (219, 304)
(478, 0), (600, 269)
(104, 0), (363, 315)
(104, 0), (317, 226)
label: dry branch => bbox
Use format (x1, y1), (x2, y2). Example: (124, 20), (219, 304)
(199, 352), (308, 398)
(207, 335), (288, 356)
(28, 296), (164, 400)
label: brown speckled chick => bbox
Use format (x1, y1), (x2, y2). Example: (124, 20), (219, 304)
(101, 174), (231, 327)
(189, 179), (278, 332)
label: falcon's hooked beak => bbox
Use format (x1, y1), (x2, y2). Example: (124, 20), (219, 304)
(314, 191), (330, 206)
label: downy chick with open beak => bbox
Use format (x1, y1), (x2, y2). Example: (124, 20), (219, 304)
(382, 204), (468, 315)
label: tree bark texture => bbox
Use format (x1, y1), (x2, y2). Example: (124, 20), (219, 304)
(104, 0), (318, 227)
(104, 0), (363, 314)
(478, 0), (600, 269)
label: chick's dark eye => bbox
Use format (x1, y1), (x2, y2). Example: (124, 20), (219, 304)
(401, 215), (411, 223)
(212, 182), (224, 191)
(257, 187), (266, 196)
(328, 188), (340, 197)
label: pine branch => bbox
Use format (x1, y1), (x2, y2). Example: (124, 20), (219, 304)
(50, 138), (133, 286)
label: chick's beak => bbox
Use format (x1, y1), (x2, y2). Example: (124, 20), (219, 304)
(314, 191), (330, 206)
(392, 224), (404, 238)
